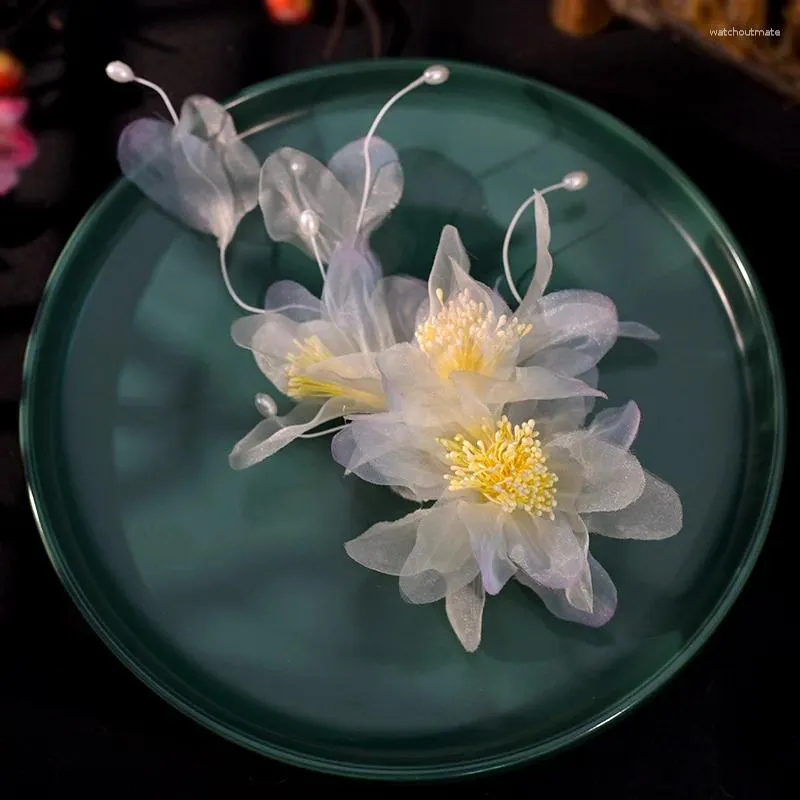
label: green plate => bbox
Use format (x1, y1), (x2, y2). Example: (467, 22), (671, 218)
(20, 60), (785, 780)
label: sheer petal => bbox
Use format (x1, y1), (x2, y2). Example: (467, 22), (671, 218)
(327, 136), (403, 235)
(258, 147), (357, 261)
(517, 190), (553, 311)
(584, 470), (683, 540)
(518, 554), (617, 628)
(426, 226), (507, 318)
(263, 280), (322, 322)
(512, 366), (605, 402)
(331, 416), (445, 498)
(618, 320), (659, 340)
(178, 95), (260, 218)
(374, 275), (428, 342)
(549, 433), (646, 513)
(399, 500), (478, 604)
(505, 512), (585, 589)
(445, 578), (486, 653)
(519, 290), (619, 369)
(344, 508), (429, 575)
(231, 311), (301, 388)
(588, 401), (641, 451)
(118, 118), (237, 242)
(459, 502), (516, 595)
(321, 245), (394, 351)
(228, 398), (347, 469)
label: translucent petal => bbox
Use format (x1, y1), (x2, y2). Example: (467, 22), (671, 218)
(518, 554), (617, 628)
(327, 136), (404, 235)
(517, 191), (553, 311)
(512, 366), (605, 402)
(321, 245), (394, 351)
(263, 280), (322, 322)
(618, 320), (659, 340)
(118, 118), (237, 242)
(459, 502), (516, 595)
(549, 433), (646, 513)
(505, 512), (585, 589)
(519, 290), (619, 368)
(445, 578), (486, 653)
(426, 225), (509, 320)
(344, 508), (429, 575)
(331, 415), (445, 498)
(258, 147), (357, 262)
(231, 311), (302, 388)
(584, 470), (683, 540)
(228, 398), (347, 469)
(178, 95), (260, 218)
(399, 501), (478, 604)
(588, 401), (641, 451)
(374, 275), (428, 342)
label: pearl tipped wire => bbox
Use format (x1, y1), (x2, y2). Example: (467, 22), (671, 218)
(107, 60), (268, 314)
(105, 60), (180, 125)
(253, 394), (347, 439)
(501, 170), (589, 305)
(354, 64), (450, 234)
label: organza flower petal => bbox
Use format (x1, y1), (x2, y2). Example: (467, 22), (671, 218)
(374, 275), (428, 343)
(549, 433), (646, 514)
(258, 146), (357, 262)
(118, 118), (238, 242)
(327, 136), (403, 235)
(519, 290), (619, 369)
(584, 470), (683, 540)
(505, 511), (585, 589)
(401, 500), (472, 578)
(588, 401), (641, 451)
(228, 397), (347, 469)
(459, 502), (516, 595)
(321, 245), (394, 351)
(517, 554), (617, 628)
(178, 95), (260, 219)
(344, 508), (429, 575)
(425, 226), (509, 320)
(517, 190), (553, 311)
(445, 578), (486, 653)
(618, 321), (659, 340)
(512, 366), (605, 402)
(332, 414), (445, 499)
(263, 279), (323, 322)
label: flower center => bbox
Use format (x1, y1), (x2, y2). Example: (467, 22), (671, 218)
(438, 416), (558, 517)
(284, 335), (381, 407)
(415, 288), (531, 379)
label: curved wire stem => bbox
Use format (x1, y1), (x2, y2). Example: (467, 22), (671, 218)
(220, 244), (265, 315)
(355, 74), (426, 233)
(501, 180), (566, 305)
(134, 76), (180, 125)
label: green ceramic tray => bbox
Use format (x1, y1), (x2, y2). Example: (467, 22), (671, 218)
(20, 60), (785, 780)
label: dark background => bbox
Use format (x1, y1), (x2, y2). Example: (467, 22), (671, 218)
(0, 1), (795, 796)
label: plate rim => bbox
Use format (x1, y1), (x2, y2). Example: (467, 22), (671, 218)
(18, 57), (787, 780)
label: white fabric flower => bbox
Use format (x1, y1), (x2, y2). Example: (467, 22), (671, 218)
(118, 95), (260, 247)
(369, 216), (652, 418)
(258, 136), (403, 264)
(228, 244), (427, 469)
(334, 384), (682, 652)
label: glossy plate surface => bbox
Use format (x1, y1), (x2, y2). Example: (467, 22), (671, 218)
(20, 60), (785, 780)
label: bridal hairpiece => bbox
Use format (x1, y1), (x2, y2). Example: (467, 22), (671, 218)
(108, 60), (683, 652)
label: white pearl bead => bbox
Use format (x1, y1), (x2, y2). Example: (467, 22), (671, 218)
(299, 209), (320, 236)
(106, 61), (135, 84)
(255, 393), (278, 417)
(563, 170), (589, 191)
(423, 65), (449, 85)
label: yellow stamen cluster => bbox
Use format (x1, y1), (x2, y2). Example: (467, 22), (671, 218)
(284, 335), (379, 407)
(415, 288), (532, 379)
(438, 416), (558, 518)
